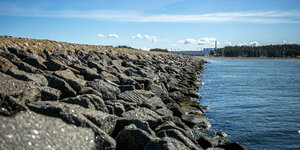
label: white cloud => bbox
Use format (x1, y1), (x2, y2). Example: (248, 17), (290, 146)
(144, 35), (158, 42)
(141, 47), (150, 51)
(108, 33), (119, 38)
(97, 34), (104, 38)
(283, 40), (287, 44)
(224, 41), (232, 46)
(197, 37), (216, 45)
(162, 39), (170, 42)
(249, 41), (259, 46)
(178, 37), (216, 45)
(238, 42), (248, 46)
(184, 38), (197, 44)
(178, 40), (185, 44)
(132, 34), (142, 39)
(1, 3), (299, 24)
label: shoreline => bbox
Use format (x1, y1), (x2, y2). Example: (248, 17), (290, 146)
(0, 36), (246, 149)
(197, 56), (300, 60)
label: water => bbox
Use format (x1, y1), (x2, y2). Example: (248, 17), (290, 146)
(199, 59), (300, 150)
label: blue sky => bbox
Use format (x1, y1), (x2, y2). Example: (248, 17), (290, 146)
(0, 0), (300, 50)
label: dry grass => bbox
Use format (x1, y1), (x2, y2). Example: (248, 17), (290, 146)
(0, 36), (174, 56)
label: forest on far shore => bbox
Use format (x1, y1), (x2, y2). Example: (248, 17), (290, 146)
(215, 44), (300, 57)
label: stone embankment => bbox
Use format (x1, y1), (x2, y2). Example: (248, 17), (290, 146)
(0, 36), (246, 150)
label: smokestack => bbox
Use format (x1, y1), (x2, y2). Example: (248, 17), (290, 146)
(215, 41), (217, 50)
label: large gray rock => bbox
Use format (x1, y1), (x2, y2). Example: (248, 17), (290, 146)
(147, 83), (169, 103)
(117, 73), (142, 89)
(157, 129), (202, 150)
(88, 61), (107, 72)
(110, 60), (126, 73)
(72, 64), (102, 81)
(40, 86), (61, 101)
(0, 56), (48, 86)
(86, 79), (120, 100)
(0, 111), (104, 150)
(53, 69), (86, 92)
(145, 137), (190, 150)
(117, 90), (148, 105)
(6, 48), (47, 70)
(1, 53), (40, 73)
(0, 56), (18, 73)
(116, 124), (155, 150)
(218, 142), (247, 150)
(181, 114), (211, 129)
(27, 101), (118, 135)
(101, 71), (120, 84)
(197, 136), (218, 149)
(7, 47), (30, 59)
(165, 102), (185, 118)
(78, 87), (103, 98)
(154, 107), (173, 118)
(112, 118), (155, 137)
(44, 74), (76, 98)
(0, 96), (28, 116)
(0, 72), (41, 103)
(22, 56), (47, 70)
(105, 100), (137, 111)
(60, 94), (108, 113)
(6, 68), (48, 86)
(122, 107), (163, 128)
(0, 70), (60, 102)
(45, 59), (68, 71)
(104, 101), (125, 116)
(117, 90), (164, 109)
(155, 121), (194, 141)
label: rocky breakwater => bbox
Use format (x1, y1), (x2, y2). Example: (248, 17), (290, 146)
(0, 36), (246, 150)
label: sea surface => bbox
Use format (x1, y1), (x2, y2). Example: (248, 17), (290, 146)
(199, 59), (300, 150)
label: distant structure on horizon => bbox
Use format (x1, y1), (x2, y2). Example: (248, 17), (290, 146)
(169, 40), (218, 56)
(215, 40), (217, 50)
(203, 40), (218, 56)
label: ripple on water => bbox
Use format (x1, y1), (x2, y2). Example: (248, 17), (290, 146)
(199, 59), (300, 150)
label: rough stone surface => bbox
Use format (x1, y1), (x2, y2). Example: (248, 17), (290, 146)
(112, 118), (155, 137)
(116, 124), (155, 150)
(60, 94), (108, 112)
(27, 101), (118, 134)
(117, 90), (163, 109)
(86, 79), (120, 100)
(147, 83), (169, 102)
(122, 107), (163, 128)
(105, 101), (125, 116)
(72, 64), (101, 81)
(0, 37), (244, 150)
(44, 74), (76, 98)
(0, 72), (41, 103)
(22, 56), (47, 70)
(78, 87), (103, 98)
(157, 129), (202, 150)
(6, 68), (48, 86)
(53, 69), (86, 92)
(0, 96), (28, 116)
(0, 111), (99, 150)
(197, 136), (218, 149)
(40, 86), (61, 101)
(218, 142), (247, 150)
(155, 121), (194, 141)
(145, 137), (190, 150)
(182, 114), (211, 129)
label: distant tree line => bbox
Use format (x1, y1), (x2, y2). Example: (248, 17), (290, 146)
(215, 44), (300, 57)
(150, 48), (168, 53)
